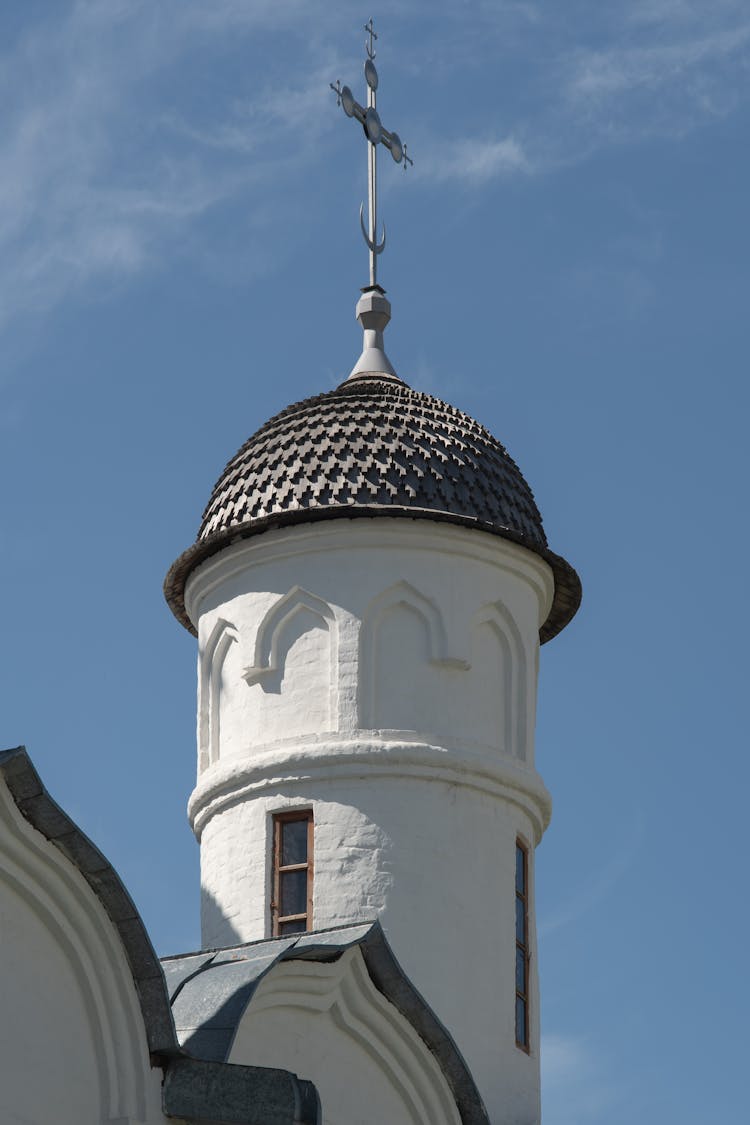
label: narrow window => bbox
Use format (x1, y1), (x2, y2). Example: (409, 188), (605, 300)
(515, 839), (530, 1051)
(272, 811), (313, 936)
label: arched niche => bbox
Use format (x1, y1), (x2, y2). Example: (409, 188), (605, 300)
(230, 948), (461, 1125)
(469, 602), (527, 758)
(198, 617), (239, 773)
(359, 581), (466, 733)
(242, 586), (338, 739)
(0, 779), (156, 1125)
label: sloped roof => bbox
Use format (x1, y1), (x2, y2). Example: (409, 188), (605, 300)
(162, 920), (490, 1125)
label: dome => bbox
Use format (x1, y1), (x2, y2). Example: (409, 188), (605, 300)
(165, 372), (580, 642)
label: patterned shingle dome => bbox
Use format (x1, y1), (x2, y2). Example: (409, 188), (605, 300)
(164, 373), (580, 642)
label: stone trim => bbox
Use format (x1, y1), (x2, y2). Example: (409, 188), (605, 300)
(187, 739), (553, 844)
(0, 745), (175, 1057)
(359, 923), (489, 1125)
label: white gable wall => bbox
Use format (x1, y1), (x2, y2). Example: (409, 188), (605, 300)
(230, 947), (461, 1125)
(0, 776), (166, 1125)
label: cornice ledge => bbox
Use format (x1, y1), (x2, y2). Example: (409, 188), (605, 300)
(184, 518), (555, 631)
(188, 738), (552, 842)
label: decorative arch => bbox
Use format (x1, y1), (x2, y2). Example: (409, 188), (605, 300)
(243, 586), (337, 687)
(359, 581), (467, 730)
(231, 948), (462, 1125)
(0, 773), (157, 1124)
(470, 601), (528, 758)
(362, 580), (452, 664)
(199, 617), (239, 772)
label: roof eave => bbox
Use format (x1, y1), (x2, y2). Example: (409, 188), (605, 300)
(164, 507), (581, 643)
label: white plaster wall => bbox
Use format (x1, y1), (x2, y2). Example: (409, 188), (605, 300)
(188, 522), (548, 766)
(199, 775), (541, 1124)
(0, 778), (168, 1125)
(0, 876), (102, 1124)
(229, 948), (462, 1125)
(187, 519), (554, 1125)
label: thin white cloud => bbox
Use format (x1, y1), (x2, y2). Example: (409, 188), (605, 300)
(170, 0), (315, 34)
(548, 3), (750, 151)
(420, 2), (750, 166)
(624, 0), (747, 30)
(541, 1034), (622, 1124)
(423, 137), (531, 184)
(569, 24), (750, 101)
(0, 0), (341, 329)
(1, 0), (749, 330)
(0, 8), (194, 320)
(162, 54), (342, 158)
(539, 813), (645, 937)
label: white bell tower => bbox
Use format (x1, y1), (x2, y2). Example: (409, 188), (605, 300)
(164, 23), (580, 1125)
(165, 365), (579, 1125)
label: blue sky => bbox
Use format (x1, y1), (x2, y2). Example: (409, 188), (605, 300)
(0, 2), (748, 1122)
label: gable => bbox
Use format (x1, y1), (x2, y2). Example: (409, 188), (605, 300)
(164, 923), (488, 1125)
(0, 763), (163, 1124)
(230, 946), (461, 1125)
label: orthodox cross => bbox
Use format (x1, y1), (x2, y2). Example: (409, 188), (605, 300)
(331, 19), (413, 289)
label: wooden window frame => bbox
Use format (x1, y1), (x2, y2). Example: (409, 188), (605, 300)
(515, 838), (531, 1052)
(271, 810), (314, 937)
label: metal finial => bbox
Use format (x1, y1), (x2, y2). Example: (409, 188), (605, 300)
(330, 20), (413, 290)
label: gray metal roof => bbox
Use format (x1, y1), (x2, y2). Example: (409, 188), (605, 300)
(162, 921), (490, 1125)
(165, 374), (581, 642)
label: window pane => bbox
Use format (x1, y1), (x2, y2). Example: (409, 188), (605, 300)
(516, 997), (528, 1047)
(516, 946), (527, 993)
(516, 844), (526, 894)
(279, 918), (307, 936)
(516, 895), (526, 943)
(281, 818), (308, 866)
(280, 869), (308, 917)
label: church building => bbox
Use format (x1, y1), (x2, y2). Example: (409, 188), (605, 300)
(0, 24), (580, 1125)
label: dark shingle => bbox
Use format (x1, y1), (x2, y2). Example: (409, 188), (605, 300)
(165, 375), (581, 642)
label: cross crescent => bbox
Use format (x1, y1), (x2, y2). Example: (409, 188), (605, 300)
(364, 17), (377, 59)
(330, 21), (413, 288)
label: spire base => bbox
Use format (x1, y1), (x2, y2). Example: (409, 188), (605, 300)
(345, 286), (402, 382)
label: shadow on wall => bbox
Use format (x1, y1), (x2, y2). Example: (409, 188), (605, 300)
(201, 886), (244, 950)
(197, 777), (512, 958)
